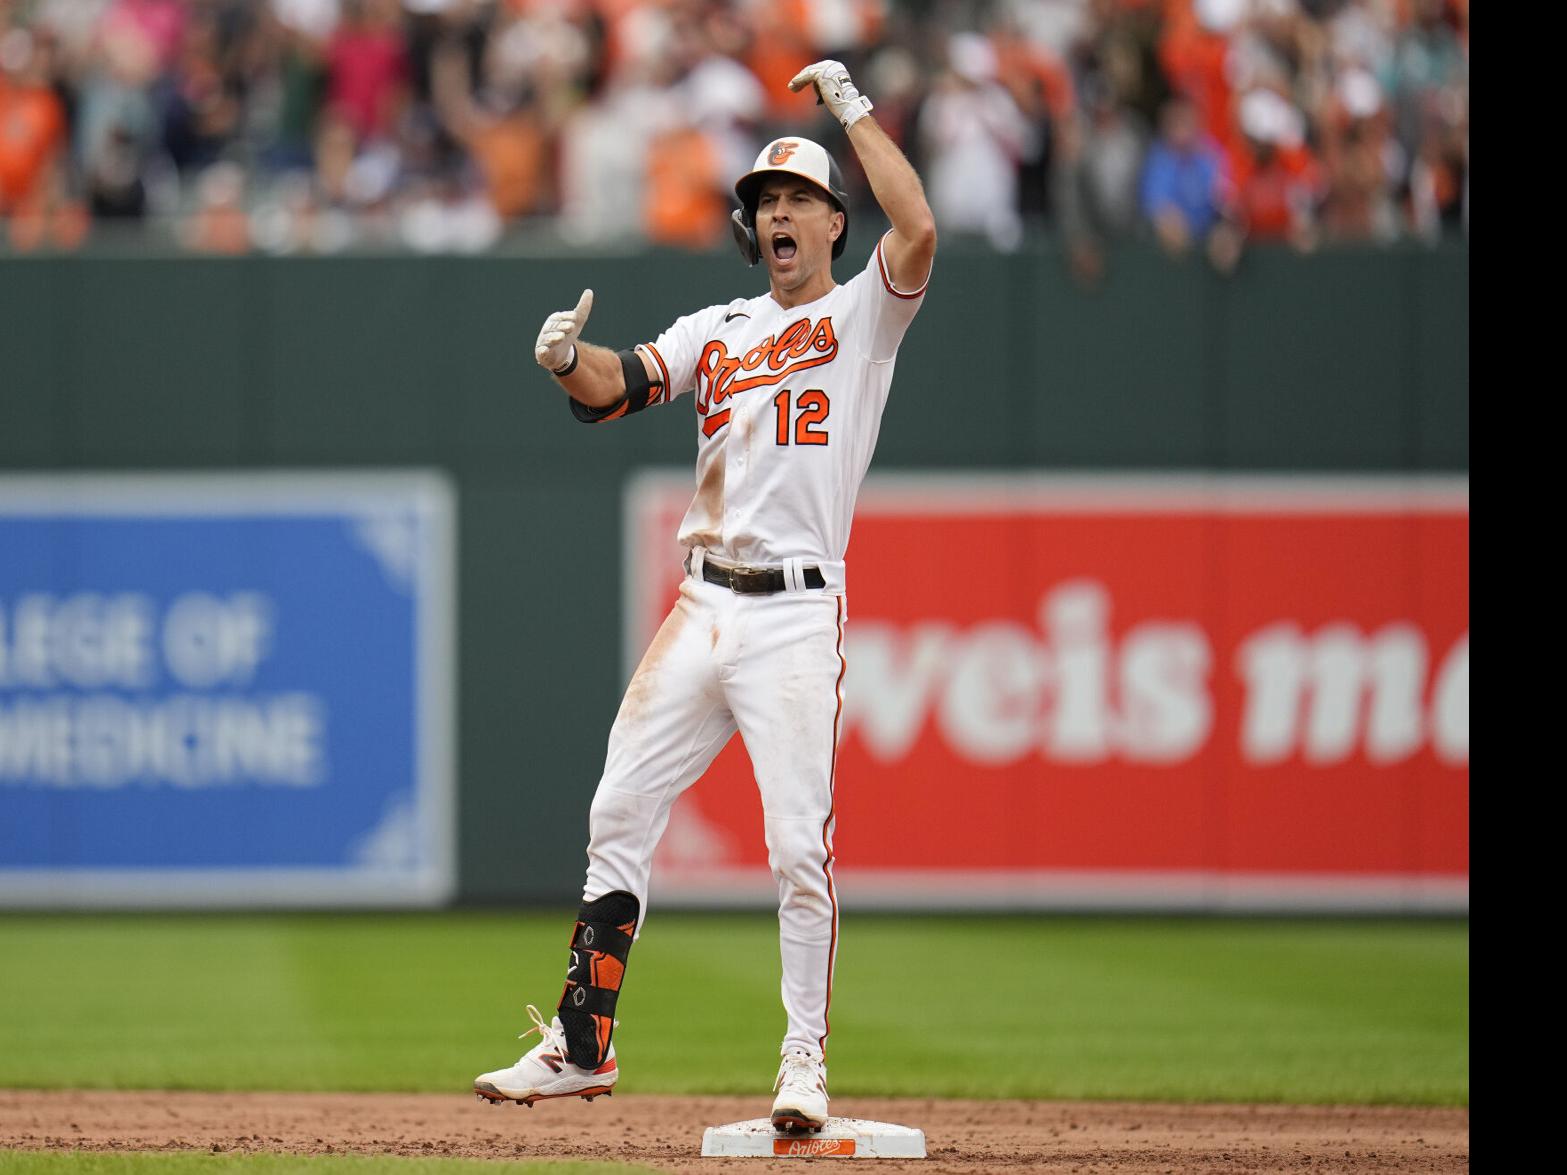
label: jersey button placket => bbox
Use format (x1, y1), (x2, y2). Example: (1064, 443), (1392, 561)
(725, 405), (750, 537)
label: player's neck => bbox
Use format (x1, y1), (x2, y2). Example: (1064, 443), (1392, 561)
(768, 269), (836, 310)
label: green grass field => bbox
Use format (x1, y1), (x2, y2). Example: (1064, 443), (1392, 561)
(0, 913), (1467, 1106)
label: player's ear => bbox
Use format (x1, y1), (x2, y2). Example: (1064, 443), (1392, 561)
(829, 210), (844, 245)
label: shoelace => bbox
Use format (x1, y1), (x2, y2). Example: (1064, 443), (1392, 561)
(515, 1003), (569, 1063)
(774, 1050), (825, 1095)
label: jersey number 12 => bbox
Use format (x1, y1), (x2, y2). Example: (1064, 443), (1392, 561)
(773, 389), (830, 447)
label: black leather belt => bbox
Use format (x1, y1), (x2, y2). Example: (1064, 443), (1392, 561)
(697, 558), (825, 594)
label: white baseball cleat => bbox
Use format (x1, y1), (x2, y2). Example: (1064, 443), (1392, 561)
(474, 1004), (618, 1107)
(771, 1048), (830, 1132)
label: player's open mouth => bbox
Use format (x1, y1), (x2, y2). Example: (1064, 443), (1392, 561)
(772, 233), (797, 261)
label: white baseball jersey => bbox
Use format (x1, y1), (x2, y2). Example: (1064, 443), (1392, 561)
(634, 231), (928, 580)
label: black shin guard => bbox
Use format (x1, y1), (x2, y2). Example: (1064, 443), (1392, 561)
(558, 890), (639, 1069)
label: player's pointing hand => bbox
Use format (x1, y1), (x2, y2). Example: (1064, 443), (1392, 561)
(788, 60), (873, 130)
(535, 288), (594, 376)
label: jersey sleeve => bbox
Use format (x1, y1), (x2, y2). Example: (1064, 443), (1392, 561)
(856, 229), (932, 363)
(573, 304), (724, 424)
(637, 304), (728, 405)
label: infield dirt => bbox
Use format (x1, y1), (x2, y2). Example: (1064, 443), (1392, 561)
(1, 1091), (1466, 1173)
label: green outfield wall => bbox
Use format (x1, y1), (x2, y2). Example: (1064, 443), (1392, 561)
(0, 241), (1469, 902)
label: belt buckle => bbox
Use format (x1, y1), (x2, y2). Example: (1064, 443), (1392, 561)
(729, 564), (771, 594)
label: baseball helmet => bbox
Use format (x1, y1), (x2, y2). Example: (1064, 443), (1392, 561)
(731, 137), (850, 267)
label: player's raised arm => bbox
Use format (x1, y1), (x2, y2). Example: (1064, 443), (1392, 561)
(534, 288), (660, 412)
(790, 61), (937, 293)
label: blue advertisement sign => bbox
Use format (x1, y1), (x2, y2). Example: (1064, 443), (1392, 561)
(0, 472), (455, 906)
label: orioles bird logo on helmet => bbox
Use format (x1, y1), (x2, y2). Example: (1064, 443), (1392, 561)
(768, 141), (800, 166)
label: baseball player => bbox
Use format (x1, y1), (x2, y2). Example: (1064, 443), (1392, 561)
(475, 59), (935, 1133)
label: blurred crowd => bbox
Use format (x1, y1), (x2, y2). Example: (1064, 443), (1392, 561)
(0, 0), (1468, 258)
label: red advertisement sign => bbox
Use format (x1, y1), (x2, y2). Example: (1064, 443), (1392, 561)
(624, 474), (1469, 911)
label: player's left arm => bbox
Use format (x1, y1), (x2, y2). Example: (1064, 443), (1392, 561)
(790, 60), (936, 293)
(846, 118), (936, 293)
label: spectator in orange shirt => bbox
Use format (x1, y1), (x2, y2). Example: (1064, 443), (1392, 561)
(0, 27), (66, 217)
(1158, 0), (1240, 161)
(644, 119), (726, 249)
(744, 0), (818, 123)
(744, 0), (883, 123)
(1230, 88), (1321, 249)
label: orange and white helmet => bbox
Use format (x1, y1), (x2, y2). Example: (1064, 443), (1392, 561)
(730, 136), (851, 265)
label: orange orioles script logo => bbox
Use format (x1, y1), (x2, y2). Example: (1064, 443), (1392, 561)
(773, 1138), (856, 1157)
(696, 316), (838, 437)
(768, 140), (800, 166)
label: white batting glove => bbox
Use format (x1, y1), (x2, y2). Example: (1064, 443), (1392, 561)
(789, 59), (874, 130)
(535, 288), (594, 376)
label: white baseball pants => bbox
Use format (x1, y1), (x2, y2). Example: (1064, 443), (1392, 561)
(581, 564), (846, 1059)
